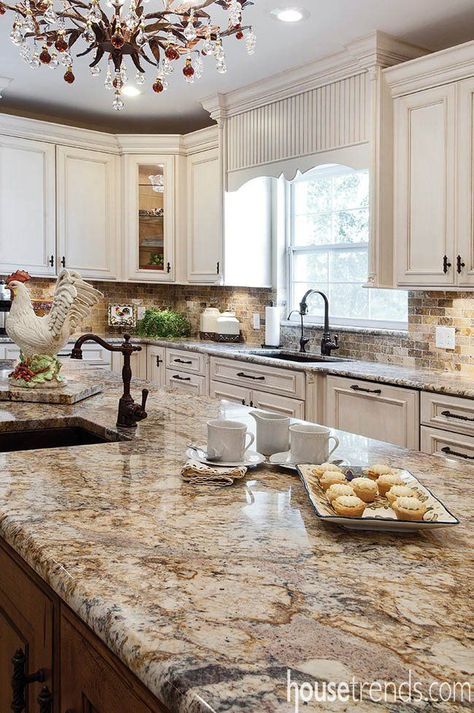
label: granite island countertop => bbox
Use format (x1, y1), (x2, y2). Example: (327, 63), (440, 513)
(1, 334), (473, 398)
(0, 362), (472, 712)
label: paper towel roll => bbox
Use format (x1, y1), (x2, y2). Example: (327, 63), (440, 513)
(265, 306), (281, 347)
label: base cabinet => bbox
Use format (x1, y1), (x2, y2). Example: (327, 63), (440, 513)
(325, 376), (419, 449)
(420, 426), (474, 461)
(146, 345), (166, 386)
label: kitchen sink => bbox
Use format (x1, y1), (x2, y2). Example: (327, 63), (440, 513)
(0, 418), (126, 453)
(247, 351), (351, 363)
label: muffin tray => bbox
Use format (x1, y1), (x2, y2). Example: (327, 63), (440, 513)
(297, 465), (460, 532)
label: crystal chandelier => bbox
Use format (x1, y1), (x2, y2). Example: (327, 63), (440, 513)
(0, 0), (256, 110)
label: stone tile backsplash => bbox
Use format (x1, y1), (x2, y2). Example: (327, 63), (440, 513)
(19, 280), (474, 374)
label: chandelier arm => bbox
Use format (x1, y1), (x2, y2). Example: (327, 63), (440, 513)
(88, 46), (105, 67)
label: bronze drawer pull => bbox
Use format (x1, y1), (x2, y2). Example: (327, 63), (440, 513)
(174, 358), (192, 365)
(236, 372), (265, 381)
(443, 255), (451, 273)
(350, 384), (382, 395)
(441, 410), (474, 423)
(441, 446), (474, 460)
(172, 374), (191, 381)
(11, 648), (45, 713)
(156, 356), (163, 367)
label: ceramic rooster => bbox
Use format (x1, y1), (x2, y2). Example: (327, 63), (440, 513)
(6, 269), (103, 388)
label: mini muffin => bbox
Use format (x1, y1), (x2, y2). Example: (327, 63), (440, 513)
(377, 473), (405, 496)
(326, 483), (355, 503)
(386, 484), (416, 505)
(391, 496), (427, 521)
(366, 464), (396, 480)
(311, 462), (342, 478)
(350, 477), (378, 503)
(319, 470), (347, 491)
(332, 495), (366, 517)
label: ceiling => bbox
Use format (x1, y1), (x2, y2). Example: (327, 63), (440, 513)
(1, 0), (474, 133)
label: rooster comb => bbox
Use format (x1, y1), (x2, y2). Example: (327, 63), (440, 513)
(6, 270), (31, 284)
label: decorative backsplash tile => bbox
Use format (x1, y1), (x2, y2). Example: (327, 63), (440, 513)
(17, 279), (474, 374)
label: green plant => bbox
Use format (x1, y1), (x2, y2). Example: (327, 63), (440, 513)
(136, 308), (191, 339)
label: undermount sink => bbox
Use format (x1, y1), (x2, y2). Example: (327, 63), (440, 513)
(247, 351), (351, 364)
(0, 418), (127, 453)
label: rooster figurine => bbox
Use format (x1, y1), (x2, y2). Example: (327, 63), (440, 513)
(5, 269), (103, 388)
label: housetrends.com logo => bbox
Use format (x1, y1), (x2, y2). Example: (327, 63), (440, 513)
(287, 669), (472, 711)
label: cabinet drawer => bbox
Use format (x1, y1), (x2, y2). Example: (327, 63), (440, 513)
(166, 348), (206, 375)
(326, 376), (419, 449)
(421, 426), (474, 462)
(209, 380), (251, 405)
(421, 391), (474, 437)
(59, 343), (111, 367)
(210, 357), (305, 399)
(252, 390), (305, 419)
(165, 369), (207, 395)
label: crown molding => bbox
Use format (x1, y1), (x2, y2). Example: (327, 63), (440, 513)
(115, 133), (184, 154)
(201, 31), (429, 119)
(182, 125), (218, 154)
(0, 112), (119, 152)
(384, 40), (474, 97)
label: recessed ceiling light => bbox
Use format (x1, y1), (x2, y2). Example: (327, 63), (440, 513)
(122, 85), (142, 97)
(271, 7), (308, 23)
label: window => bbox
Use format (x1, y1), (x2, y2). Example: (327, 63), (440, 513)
(288, 165), (408, 329)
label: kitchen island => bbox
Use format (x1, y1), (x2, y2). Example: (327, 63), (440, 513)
(0, 362), (471, 712)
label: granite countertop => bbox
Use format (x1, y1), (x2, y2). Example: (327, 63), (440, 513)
(0, 363), (471, 712)
(1, 334), (473, 398)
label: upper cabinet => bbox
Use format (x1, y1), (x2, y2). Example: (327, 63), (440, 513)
(0, 136), (56, 277)
(57, 146), (119, 280)
(187, 148), (222, 283)
(124, 155), (175, 282)
(386, 41), (474, 289)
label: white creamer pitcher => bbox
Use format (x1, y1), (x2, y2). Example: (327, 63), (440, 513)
(250, 410), (290, 456)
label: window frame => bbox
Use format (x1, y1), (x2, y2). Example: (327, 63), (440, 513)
(285, 168), (408, 331)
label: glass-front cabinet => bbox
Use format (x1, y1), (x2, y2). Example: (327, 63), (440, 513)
(125, 155), (175, 281)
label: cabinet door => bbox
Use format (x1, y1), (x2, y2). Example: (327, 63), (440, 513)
(251, 390), (305, 418)
(209, 380), (251, 405)
(60, 609), (166, 713)
(111, 347), (147, 379)
(0, 543), (55, 712)
(57, 146), (118, 280)
(187, 149), (222, 283)
(421, 426), (474, 462)
(325, 376), (419, 449)
(456, 78), (474, 287)
(394, 84), (457, 286)
(125, 155), (175, 282)
(0, 136), (56, 276)
(147, 345), (166, 386)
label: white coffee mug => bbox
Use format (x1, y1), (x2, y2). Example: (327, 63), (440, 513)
(207, 420), (255, 463)
(289, 424), (339, 465)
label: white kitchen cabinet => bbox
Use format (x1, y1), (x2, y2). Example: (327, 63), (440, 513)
(187, 149), (222, 284)
(209, 380), (251, 405)
(421, 391), (474, 438)
(56, 147), (119, 280)
(325, 375), (419, 449)
(394, 84), (457, 287)
(59, 343), (111, 367)
(456, 77), (474, 287)
(210, 357), (306, 400)
(146, 345), (166, 386)
(111, 348), (147, 380)
(124, 155), (175, 282)
(251, 390), (305, 418)
(165, 369), (207, 396)
(0, 136), (56, 277)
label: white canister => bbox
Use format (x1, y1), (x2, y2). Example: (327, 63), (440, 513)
(216, 311), (241, 336)
(200, 307), (220, 334)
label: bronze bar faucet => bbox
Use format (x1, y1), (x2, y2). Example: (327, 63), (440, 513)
(71, 333), (149, 428)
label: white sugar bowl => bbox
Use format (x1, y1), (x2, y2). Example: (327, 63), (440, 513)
(216, 311), (241, 336)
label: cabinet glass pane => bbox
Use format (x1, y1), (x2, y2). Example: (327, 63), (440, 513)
(138, 164), (165, 272)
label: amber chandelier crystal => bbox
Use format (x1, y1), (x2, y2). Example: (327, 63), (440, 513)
(0, 0), (256, 110)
